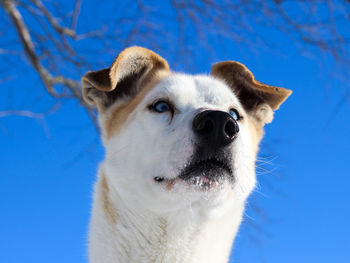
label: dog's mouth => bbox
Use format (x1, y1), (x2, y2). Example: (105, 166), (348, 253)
(154, 155), (234, 190)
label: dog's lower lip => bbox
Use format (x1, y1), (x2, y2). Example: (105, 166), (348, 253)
(177, 158), (233, 189)
(154, 159), (232, 189)
(179, 159), (232, 179)
(187, 175), (219, 189)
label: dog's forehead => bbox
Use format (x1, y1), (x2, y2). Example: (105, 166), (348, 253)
(146, 73), (241, 109)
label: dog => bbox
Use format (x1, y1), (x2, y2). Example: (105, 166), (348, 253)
(81, 46), (291, 263)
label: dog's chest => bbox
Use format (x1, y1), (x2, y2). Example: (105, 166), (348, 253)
(90, 176), (242, 263)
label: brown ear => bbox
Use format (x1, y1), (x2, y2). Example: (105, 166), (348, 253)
(81, 46), (170, 111)
(211, 61), (292, 112)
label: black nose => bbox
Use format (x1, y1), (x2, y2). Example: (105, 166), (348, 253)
(192, 110), (239, 148)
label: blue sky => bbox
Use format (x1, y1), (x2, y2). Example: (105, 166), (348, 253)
(1, 1), (350, 263)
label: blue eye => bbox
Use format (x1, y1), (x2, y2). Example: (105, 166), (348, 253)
(151, 100), (172, 113)
(229, 109), (240, 121)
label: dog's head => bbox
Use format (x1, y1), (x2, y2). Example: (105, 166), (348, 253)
(82, 47), (291, 218)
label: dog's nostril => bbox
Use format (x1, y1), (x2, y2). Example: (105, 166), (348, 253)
(224, 120), (238, 138)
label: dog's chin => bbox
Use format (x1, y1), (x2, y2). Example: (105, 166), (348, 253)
(155, 158), (234, 191)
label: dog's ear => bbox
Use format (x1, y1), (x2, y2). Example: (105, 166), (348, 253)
(81, 46), (170, 111)
(211, 61), (292, 124)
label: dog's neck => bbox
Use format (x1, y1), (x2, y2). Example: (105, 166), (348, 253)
(89, 170), (245, 263)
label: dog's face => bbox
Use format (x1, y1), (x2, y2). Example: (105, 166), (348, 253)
(82, 47), (291, 218)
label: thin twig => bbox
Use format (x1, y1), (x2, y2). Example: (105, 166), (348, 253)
(0, 110), (44, 118)
(29, 0), (76, 37)
(71, 0), (82, 31)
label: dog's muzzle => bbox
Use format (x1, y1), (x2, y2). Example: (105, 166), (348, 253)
(176, 110), (238, 188)
(154, 110), (238, 189)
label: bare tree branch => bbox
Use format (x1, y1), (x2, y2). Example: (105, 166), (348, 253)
(71, 0), (82, 31)
(1, 0), (99, 131)
(0, 110), (44, 118)
(273, 0), (350, 64)
(0, 0), (349, 134)
(29, 0), (76, 38)
(2, 0), (67, 98)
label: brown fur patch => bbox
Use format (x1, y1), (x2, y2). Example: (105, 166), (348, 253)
(158, 217), (167, 238)
(103, 70), (170, 139)
(246, 116), (264, 156)
(166, 180), (176, 191)
(100, 172), (117, 224)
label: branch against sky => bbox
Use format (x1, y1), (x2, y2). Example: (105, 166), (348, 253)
(0, 0), (349, 131)
(1, 0), (99, 130)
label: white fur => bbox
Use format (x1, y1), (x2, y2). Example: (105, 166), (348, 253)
(89, 74), (257, 263)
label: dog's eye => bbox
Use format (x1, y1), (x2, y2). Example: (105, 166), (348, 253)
(229, 109), (241, 121)
(150, 100), (172, 113)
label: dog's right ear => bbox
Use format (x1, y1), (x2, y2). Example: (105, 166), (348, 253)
(81, 46), (170, 112)
(211, 61), (292, 125)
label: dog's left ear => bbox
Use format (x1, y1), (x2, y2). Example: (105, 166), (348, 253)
(81, 46), (170, 112)
(211, 61), (292, 124)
